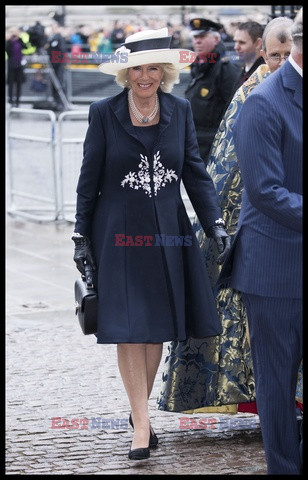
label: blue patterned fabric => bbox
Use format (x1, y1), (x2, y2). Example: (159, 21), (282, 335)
(158, 65), (303, 412)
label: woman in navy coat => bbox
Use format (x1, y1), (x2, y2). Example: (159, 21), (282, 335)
(72, 27), (230, 460)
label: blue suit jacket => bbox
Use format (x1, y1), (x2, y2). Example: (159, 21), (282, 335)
(218, 59), (302, 298)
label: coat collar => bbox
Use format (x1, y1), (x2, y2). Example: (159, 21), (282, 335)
(108, 88), (176, 143)
(190, 44), (222, 77)
(281, 59), (302, 109)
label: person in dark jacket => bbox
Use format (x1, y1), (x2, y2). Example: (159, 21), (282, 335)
(185, 18), (242, 166)
(46, 22), (67, 110)
(72, 27), (231, 461)
(233, 20), (265, 89)
(6, 28), (26, 107)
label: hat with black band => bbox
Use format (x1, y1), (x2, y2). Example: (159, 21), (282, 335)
(98, 27), (195, 75)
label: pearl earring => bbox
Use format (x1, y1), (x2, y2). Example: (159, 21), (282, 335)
(125, 79), (128, 83)
(161, 81), (165, 85)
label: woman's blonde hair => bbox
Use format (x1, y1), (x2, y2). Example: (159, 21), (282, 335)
(115, 63), (180, 93)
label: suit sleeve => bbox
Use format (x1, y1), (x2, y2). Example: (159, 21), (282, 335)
(182, 99), (223, 233)
(74, 102), (106, 236)
(233, 92), (302, 233)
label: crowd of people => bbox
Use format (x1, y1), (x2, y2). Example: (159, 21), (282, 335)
(5, 16), (246, 55)
(4, 13), (270, 109)
(5, 16), (235, 110)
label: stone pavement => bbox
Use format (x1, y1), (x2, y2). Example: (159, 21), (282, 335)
(5, 215), (267, 475)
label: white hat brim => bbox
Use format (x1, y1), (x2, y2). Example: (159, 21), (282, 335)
(98, 48), (196, 75)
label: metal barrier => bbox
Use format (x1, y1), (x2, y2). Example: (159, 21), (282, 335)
(57, 110), (195, 223)
(57, 110), (89, 222)
(7, 107), (195, 223)
(7, 107), (60, 222)
(13, 51), (239, 105)
(17, 61), (191, 105)
(17, 53), (74, 110)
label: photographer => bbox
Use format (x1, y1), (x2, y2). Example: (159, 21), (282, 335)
(27, 21), (47, 53)
(45, 22), (67, 110)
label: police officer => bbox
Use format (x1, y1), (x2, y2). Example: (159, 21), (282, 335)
(185, 18), (241, 166)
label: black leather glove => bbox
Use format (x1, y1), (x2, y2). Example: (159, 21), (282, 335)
(207, 225), (231, 265)
(72, 233), (96, 276)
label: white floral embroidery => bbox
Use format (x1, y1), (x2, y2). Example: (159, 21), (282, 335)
(115, 45), (131, 55)
(121, 151), (178, 198)
(153, 151), (178, 196)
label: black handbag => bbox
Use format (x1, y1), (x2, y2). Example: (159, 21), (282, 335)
(74, 266), (97, 335)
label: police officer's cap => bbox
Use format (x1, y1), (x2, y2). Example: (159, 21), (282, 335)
(189, 18), (223, 36)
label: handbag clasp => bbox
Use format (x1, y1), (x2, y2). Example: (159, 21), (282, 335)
(75, 301), (80, 315)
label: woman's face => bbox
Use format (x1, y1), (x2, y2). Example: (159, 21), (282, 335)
(128, 64), (164, 99)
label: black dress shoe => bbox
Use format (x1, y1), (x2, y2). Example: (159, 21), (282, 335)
(129, 413), (158, 447)
(128, 446), (150, 460)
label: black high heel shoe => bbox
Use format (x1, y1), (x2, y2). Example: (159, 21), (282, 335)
(128, 446), (150, 460)
(129, 413), (158, 447)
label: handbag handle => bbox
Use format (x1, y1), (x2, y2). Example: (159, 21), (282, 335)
(84, 263), (94, 289)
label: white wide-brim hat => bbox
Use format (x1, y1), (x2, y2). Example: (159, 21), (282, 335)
(98, 27), (196, 75)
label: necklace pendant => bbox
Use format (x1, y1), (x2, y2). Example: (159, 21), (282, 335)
(128, 89), (159, 125)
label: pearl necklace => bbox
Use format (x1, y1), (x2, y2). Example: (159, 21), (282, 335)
(128, 89), (159, 124)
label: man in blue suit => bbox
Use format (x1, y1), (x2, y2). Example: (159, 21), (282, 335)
(218, 8), (302, 475)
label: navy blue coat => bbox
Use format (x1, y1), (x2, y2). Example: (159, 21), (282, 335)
(74, 88), (223, 343)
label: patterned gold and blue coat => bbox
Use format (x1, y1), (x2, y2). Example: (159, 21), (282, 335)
(158, 64), (303, 411)
(158, 65), (266, 411)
